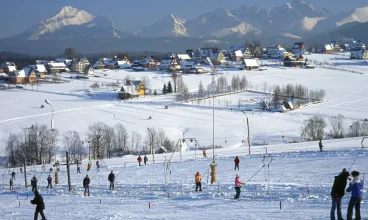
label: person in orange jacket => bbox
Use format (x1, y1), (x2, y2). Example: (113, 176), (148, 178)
(195, 172), (202, 191)
(137, 155), (142, 166)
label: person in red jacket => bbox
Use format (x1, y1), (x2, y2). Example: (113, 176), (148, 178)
(234, 156), (240, 170)
(137, 155), (142, 166)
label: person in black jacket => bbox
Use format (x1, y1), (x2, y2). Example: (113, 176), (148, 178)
(108, 171), (115, 190)
(30, 191), (46, 220)
(83, 175), (90, 196)
(47, 175), (52, 189)
(330, 169), (350, 220)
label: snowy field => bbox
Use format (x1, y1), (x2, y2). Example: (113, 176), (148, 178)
(0, 53), (367, 219)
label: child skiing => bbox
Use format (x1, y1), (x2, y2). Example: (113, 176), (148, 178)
(346, 171), (364, 220)
(234, 156), (240, 171)
(234, 174), (245, 199)
(83, 175), (90, 196)
(47, 175), (52, 189)
(195, 172), (202, 191)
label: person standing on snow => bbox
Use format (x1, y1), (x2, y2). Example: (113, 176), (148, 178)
(31, 175), (38, 192)
(96, 160), (100, 170)
(330, 169), (350, 220)
(77, 162), (81, 174)
(144, 155), (148, 165)
(137, 155), (142, 166)
(47, 175), (52, 189)
(346, 171), (364, 220)
(195, 172), (202, 191)
(11, 171), (16, 180)
(234, 156), (240, 170)
(83, 175), (90, 196)
(9, 177), (14, 190)
(108, 171), (115, 190)
(319, 139), (323, 152)
(234, 174), (245, 199)
(30, 191), (46, 220)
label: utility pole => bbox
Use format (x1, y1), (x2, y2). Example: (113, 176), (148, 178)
(66, 152), (71, 191)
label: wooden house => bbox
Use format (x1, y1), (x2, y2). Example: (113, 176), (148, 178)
(9, 68), (37, 84)
(291, 42), (307, 55)
(241, 59), (259, 70)
(46, 62), (67, 74)
(283, 56), (305, 67)
(117, 81), (140, 99)
(141, 56), (157, 69)
(1, 62), (17, 74)
(71, 58), (90, 73)
(131, 80), (145, 96)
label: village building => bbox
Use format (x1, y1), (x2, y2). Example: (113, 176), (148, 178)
(46, 62), (67, 74)
(115, 61), (131, 69)
(264, 44), (287, 58)
(283, 55), (305, 67)
(177, 54), (192, 61)
(291, 42), (307, 55)
(27, 64), (47, 78)
(321, 44), (333, 54)
(141, 56), (157, 69)
(1, 62), (17, 74)
(241, 59), (260, 70)
(70, 58), (90, 73)
(350, 40), (368, 59)
(117, 80), (145, 99)
(9, 68), (37, 84)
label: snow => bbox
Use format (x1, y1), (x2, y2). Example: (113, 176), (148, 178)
(0, 53), (368, 218)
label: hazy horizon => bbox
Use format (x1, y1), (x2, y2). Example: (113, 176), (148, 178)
(0, 0), (366, 39)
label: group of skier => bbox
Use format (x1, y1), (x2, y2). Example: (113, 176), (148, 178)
(330, 168), (364, 220)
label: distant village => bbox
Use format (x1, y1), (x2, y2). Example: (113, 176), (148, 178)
(0, 40), (366, 88)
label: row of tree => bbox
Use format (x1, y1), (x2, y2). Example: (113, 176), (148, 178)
(6, 122), (177, 167)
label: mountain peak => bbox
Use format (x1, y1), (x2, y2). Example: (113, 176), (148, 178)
(55, 6), (79, 18)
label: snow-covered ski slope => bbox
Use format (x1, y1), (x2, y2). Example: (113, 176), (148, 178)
(0, 53), (368, 219)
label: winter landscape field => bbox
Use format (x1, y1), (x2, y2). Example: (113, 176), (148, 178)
(0, 53), (368, 219)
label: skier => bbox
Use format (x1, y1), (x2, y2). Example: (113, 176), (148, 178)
(47, 175), (52, 189)
(346, 171), (364, 220)
(83, 175), (90, 196)
(234, 174), (245, 199)
(202, 149), (207, 158)
(30, 191), (46, 220)
(144, 155), (148, 165)
(96, 160), (100, 169)
(31, 175), (38, 192)
(11, 171), (16, 180)
(108, 171), (115, 190)
(195, 172), (202, 191)
(234, 156), (240, 171)
(9, 177), (14, 191)
(319, 139), (323, 152)
(137, 155), (142, 166)
(77, 162), (81, 174)
(330, 169), (350, 220)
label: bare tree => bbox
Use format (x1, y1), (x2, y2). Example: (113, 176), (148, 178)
(141, 76), (151, 96)
(87, 122), (107, 159)
(301, 115), (327, 141)
(90, 82), (100, 90)
(114, 123), (129, 154)
(198, 80), (205, 98)
(172, 73), (179, 93)
(62, 131), (82, 161)
(329, 114), (345, 138)
(104, 126), (115, 159)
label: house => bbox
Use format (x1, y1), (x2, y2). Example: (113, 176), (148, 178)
(241, 59), (259, 70)
(264, 44), (286, 58)
(103, 58), (116, 69)
(9, 68), (37, 84)
(168, 58), (181, 72)
(131, 80), (145, 96)
(291, 42), (307, 55)
(1, 62), (17, 74)
(46, 62), (67, 74)
(70, 58), (90, 73)
(186, 49), (195, 58)
(180, 61), (203, 73)
(141, 56), (157, 69)
(322, 44), (333, 54)
(350, 40), (368, 59)
(330, 41), (341, 52)
(93, 60), (105, 69)
(117, 81), (140, 99)
(177, 54), (192, 61)
(55, 58), (72, 67)
(283, 56), (305, 67)
(115, 61), (131, 69)
(231, 50), (244, 62)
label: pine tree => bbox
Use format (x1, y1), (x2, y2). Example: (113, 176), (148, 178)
(162, 84), (167, 94)
(167, 81), (173, 93)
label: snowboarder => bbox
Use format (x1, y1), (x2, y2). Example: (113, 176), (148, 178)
(195, 172), (202, 191)
(234, 156), (240, 171)
(96, 160), (100, 169)
(346, 171), (364, 220)
(234, 174), (245, 199)
(108, 171), (115, 190)
(11, 171), (16, 180)
(202, 149), (207, 158)
(47, 175), (52, 189)
(137, 155), (142, 166)
(77, 163), (81, 174)
(30, 191), (46, 220)
(330, 169), (350, 220)
(9, 177), (14, 190)
(83, 175), (90, 196)
(319, 139), (323, 152)
(144, 155), (148, 165)
(31, 175), (38, 192)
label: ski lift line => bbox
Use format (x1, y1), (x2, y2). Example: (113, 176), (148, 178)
(348, 136), (367, 171)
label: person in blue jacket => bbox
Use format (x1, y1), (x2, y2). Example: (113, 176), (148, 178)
(346, 171), (364, 220)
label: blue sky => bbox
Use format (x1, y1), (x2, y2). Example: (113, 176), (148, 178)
(0, 0), (366, 39)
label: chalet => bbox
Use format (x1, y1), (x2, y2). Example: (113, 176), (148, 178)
(321, 44), (333, 54)
(117, 81), (139, 99)
(283, 56), (305, 67)
(231, 50), (244, 62)
(291, 42), (307, 55)
(350, 40), (368, 59)
(1, 62), (17, 74)
(241, 59), (259, 71)
(131, 80), (145, 96)
(177, 54), (192, 61)
(55, 58), (72, 67)
(71, 58), (90, 73)
(93, 60), (105, 69)
(195, 48), (222, 60)
(115, 61), (131, 69)
(121, 54), (130, 64)
(168, 59), (181, 72)
(180, 61), (203, 73)
(103, 58), (116, 69)
(46, 62), (67, 74)
(141, 56), (157, 69)
(157, 53), (179, 71)
(330, 41), (341, 52)
(9, 68), (37, 84)
(264, 44), (286, 58)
